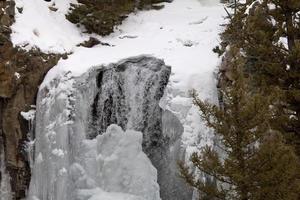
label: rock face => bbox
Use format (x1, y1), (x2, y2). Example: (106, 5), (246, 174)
(0, 1), (61, 199)
(28, 56), (192, 200)
(0, 1), (14, 46)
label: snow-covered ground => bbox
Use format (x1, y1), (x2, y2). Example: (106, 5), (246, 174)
(11, 0), (225, 199)
(11, 0), (87, 53)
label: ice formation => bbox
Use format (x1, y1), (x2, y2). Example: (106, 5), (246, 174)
(28, 56), (190, 200)
(0, 149), (12, 200)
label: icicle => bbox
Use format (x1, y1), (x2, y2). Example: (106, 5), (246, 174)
(0, 149), (12, 200)
(20, 108), (36, 170)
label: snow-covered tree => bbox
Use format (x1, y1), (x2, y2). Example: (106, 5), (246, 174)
(180, 50), (300, 200)
(219, 0), (300, 157)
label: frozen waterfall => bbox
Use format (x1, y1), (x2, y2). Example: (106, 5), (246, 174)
(0, 149), (12, 200)
(28, 56), (191, 200)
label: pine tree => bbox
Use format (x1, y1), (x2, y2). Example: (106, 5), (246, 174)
(219, 0), (300, 156)
(179, 51), (300, 200)
(245, 0), (300, 155)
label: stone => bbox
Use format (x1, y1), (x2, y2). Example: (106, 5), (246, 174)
(6, 1), (16, 17)
(1, 14), (12, 27)
(78, 37), (101, 48)
(17, 7), (23, 14)
(48, 6), (58, 12)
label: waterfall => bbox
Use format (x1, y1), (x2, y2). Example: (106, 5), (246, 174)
(28, 56), (192, 200)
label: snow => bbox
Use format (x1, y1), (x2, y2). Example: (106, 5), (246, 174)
(14, 72), (20, 79)
(20, 109), (36, 121)
(245, 0), (257, 15)
(278, 36), (288, 49)
(11, 0), (87, 53)
(267, 3), (276, 10)
(52, 148), (65, 157)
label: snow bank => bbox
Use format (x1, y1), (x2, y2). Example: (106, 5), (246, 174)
(11, 0), (87, 53)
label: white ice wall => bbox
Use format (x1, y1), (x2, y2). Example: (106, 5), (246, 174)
(28, 62), (161, 200)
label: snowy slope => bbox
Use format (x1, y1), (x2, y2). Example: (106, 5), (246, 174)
(11, 0), (87, 53)
(12, 0), (224, 151)
(13, 0), (224, 153)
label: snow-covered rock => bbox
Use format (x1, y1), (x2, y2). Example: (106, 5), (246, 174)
(11, 0), (87, 53)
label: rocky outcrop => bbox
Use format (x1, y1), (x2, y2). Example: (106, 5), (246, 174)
(0, 1), (61, 199)
(66, 0), (172, 36)
(0, 47), (60, 199)
(0, 1), (15, 46)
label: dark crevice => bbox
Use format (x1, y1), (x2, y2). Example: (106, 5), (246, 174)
(96, 70), (104, 88)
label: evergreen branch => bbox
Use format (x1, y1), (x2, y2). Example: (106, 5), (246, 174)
(224, 7), (233, 20)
